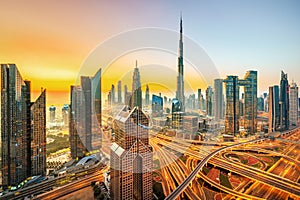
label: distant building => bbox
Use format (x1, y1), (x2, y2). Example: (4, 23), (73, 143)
(49, 105), (56, 123)
(214, 79), (224, 121)
(183, 116), (198, 134)
(111, 84), (115, 105)
(257, 97), (264, 111)
(131, 61), (142, 109)
(118, 81), (122, 104)
(1, 64), (46, 189)
(206, 86), (213, 116)
(145, 84), (150, 106)
(172, 98), (184, 130)
(152, 94), (163, 117)
(62, 104), (70, 127)
(289, 82), (298, 126)
(110, 106), (153, 200)
(268, 85), (280, 132)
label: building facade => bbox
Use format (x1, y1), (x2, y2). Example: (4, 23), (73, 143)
(110, 106), (153, 200)
(206, 86), (213, 116)
(279, 71), (289, 130)
(131, 61), (142, 109)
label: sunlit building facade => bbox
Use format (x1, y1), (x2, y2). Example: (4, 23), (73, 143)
(214, 79), (224, 121)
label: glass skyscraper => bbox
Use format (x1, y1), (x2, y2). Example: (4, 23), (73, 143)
(1, 64), (46, 189)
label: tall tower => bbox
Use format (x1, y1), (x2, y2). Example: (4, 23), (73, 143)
(49, 105), (56, 123)
(111, 84), (115, 104)
(279, 71), (289, 130)
(110, 106), (153, 200)
(118, 80), (122, 104)
(206, 86), (213, 116)
(224, 75), (240, 135)
(176, 16), (185, 111)
(145, 84), (150, 106)
(131, 61), (142, 109)
(241, 70), (258, 134)
(31, 89), (46, 176)
(289, 81), (298, 126)
(268, 85), (280, 132)
(1, 64), (46, 189)
(214, 79), (224, 121)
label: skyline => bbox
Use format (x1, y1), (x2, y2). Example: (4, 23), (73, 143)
(1, 1), (300, 105)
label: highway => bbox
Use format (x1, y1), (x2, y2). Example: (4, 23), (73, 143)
(164, 127), (300, 199)
(0, 163), (106, 200)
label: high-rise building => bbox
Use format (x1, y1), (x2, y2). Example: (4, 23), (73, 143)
(172, 98), (184, 130)
(224, 75), (240, 135)
(118, 81), (122, 104)
(240, 70), (258, 134)
(111, 84), (115, 105)
(268, 85), (280, 132)
(145, 84), (149, 106)
(110, 106), (153, 200)
(214, 79), (224, 121)
(206, 86), (213, 116)
(224, 70), (258, 135)
(257, 97), (264, 111)
(62, 104), (70, 127)
(69, 86), (85, 159)
(197, 89), (201, 109)
(289, 82), (298, 126)
(152, 94), (163, 117)
(1, 64), (46, 189)
(279, 71), (289, 130)
(176, 16), (185, 111)
(49, 105), (56, 123)
(124, 85), (128, 105)
(69, 69), (101, 159)
(131, 61), (142, 109)
(31, 89), (46, 176)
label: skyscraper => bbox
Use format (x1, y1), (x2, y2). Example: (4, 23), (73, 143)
(62, 104), (70, 127)
(289, 82), (298, 126)
(118, 80), (122, 104)
(279, 71), (289, 130)
(111, 84), (115, 105)
(268, 85), (280, 132)
(131, 61), (142, 109)
(214, 79), (224, 121)
(152, 94), (163, 117)
(224, 75), (240, 135)
(31, 89), (46, 176)
(197, 89), (201, 109)
(69, 69), (101, 159)
(145, 84), (149, 106)
(240, 70), (258, 134)
(176, 16), (185, 111)
(49, 105), (56, 123)
(1, 64), (46, 189)
(124, 84), (128, 105)
(206, 86), (213, 116)
(110, 106), (153, 200)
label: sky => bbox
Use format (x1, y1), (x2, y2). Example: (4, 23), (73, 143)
(0, 0), (300, 105)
